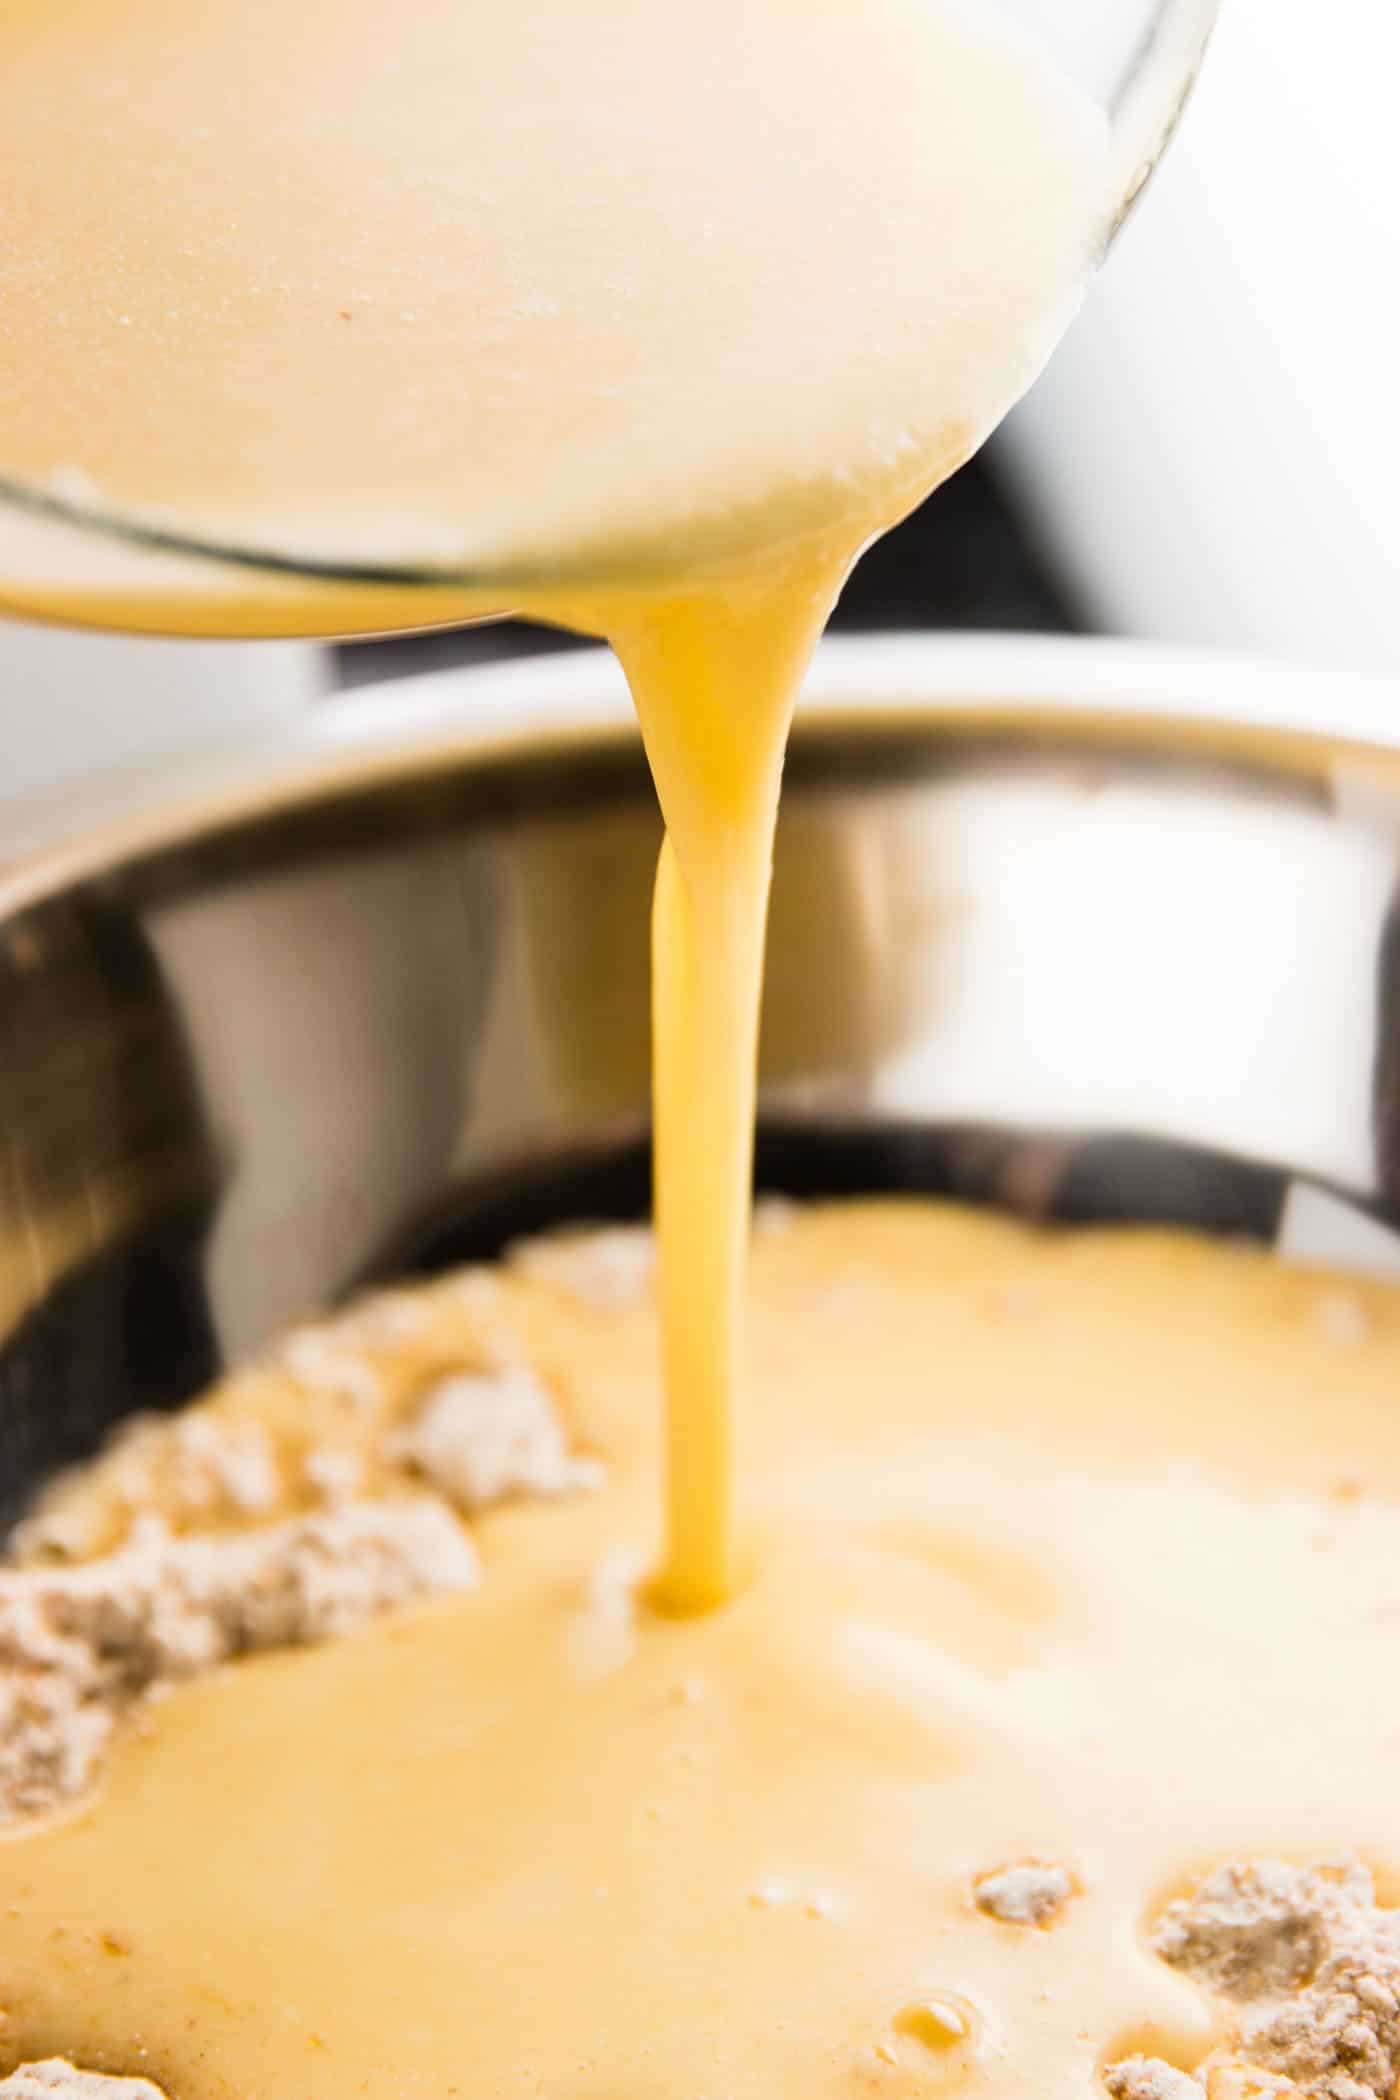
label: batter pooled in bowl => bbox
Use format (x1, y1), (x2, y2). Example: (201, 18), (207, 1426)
(3, 1200), (1400, 2100)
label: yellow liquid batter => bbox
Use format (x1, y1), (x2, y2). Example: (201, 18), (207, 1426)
(3, 11), (1342, 2100)
(4, 1205), (1400, 2100)
(0, 0), (1114, 1611)
(0, 0), (1108, 630)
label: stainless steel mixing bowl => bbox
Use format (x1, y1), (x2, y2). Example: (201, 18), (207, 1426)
(4, 634), (1400, 1525)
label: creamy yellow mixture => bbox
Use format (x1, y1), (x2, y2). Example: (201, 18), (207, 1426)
(0, 0), (1114, 1613)
(6, 12), (1364, 2100)
(0, 0), (1108, 633)
(4, 1205), (1400, 2100)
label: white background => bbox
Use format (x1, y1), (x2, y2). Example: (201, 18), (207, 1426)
(997, 0), (1400, 687)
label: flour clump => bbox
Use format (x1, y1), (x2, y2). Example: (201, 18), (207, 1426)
(1107, 1860), (1400, 2100)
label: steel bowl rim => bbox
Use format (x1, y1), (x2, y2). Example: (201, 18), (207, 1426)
(3, 631), (1400, 919)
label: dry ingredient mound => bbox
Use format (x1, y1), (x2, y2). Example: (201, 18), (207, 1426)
(0, 2064), (167, 2098)
(1107, 1860), (1400, 2100)
(0, 1229), (614, 1827)
(0, 1501), (478, 1824)
(974, 1859), (1075, 1927)
(506, 1223), (656, 1311)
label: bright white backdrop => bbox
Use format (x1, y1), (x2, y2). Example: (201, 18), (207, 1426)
(997, 0), (1400, 686)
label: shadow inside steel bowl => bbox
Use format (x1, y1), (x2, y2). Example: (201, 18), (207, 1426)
(4, 635), (1400, 1531)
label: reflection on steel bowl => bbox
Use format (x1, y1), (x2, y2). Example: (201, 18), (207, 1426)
(3, 634), (1400, 1523)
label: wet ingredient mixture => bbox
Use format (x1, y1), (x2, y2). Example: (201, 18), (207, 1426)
(2, 1203), (1399, 2100)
